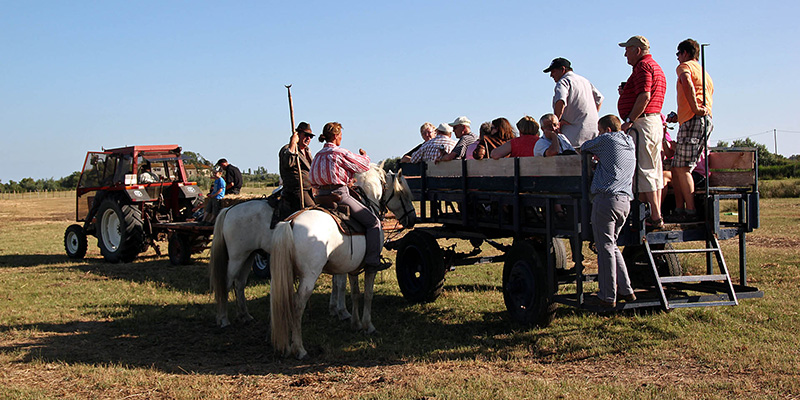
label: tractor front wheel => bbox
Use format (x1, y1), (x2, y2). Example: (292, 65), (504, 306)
(64, 224), (88, 259)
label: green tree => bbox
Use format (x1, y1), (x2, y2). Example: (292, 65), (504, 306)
(182, 151), (210, 166)
(381, 157), (401, 172)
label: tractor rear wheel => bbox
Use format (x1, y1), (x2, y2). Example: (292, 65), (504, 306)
(96, 199), (145, 263)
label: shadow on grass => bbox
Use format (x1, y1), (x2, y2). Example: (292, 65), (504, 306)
(0, 254), (107, 268)
(0, 252), (214, 294)
(0, 288), (678, 377)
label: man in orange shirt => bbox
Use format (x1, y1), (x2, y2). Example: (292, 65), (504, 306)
(667, 38), (714, 222)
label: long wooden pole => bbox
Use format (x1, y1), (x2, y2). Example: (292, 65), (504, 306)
(285, 84), (304, 208)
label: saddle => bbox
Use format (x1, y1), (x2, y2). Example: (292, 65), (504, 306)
(285, 206), (366, 235)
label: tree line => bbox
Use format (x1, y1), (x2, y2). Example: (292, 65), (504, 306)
(3, 142), (798, 193)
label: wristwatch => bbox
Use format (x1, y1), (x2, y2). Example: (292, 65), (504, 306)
(625, 117), (632, 124)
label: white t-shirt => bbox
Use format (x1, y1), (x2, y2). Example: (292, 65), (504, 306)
(533, 133), (576, 157)
(553, 71), (604, 147)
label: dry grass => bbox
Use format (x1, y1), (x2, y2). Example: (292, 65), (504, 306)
(1, 194), (799, 399)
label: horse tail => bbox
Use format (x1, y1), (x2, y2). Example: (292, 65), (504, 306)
(209, 207), (230, 309)
(270, 221), (295, 356)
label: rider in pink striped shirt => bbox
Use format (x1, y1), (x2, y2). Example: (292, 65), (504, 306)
(309, 122), (389, 273)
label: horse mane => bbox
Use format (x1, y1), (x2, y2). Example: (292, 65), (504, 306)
(354, 163), (385, 204)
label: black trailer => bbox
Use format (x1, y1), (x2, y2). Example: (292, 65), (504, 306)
(389, 147), (762, 326)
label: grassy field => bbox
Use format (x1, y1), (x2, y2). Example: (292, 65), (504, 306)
(0, 193), (799, 399)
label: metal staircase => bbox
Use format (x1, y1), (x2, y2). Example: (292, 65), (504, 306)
(643, 229), (738, 310)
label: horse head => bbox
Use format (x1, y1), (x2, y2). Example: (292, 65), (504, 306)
(382, 169), (416, 229)
(354, 164), (416, 229)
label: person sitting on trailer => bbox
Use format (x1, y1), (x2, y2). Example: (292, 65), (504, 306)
(491, 115), (540, 159)
(440, 116), (478, 161)
(409, 123), (457, 163)
(202, 168), (226, 225)
(465, 122), (491, 160)
(400, 122), (436, 163)
(215, 158), (243, 195)
(473, 117), (515, 159)
(534, 114), (576, 157)
(666, 38), (714, 222)
(581, 114), (637, 309)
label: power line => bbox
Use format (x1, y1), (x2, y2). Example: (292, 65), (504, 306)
(713, 130), (772, 142)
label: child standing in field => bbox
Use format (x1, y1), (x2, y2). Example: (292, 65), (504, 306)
(202, 169), (226, 225)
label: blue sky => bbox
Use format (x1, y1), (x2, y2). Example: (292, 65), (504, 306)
(2, 1), (799, 182)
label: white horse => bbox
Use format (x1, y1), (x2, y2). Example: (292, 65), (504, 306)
(270, 165), (416, 359)
(209, 199), (352, 328)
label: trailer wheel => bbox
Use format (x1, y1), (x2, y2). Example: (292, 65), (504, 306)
(623, 243), (682, 288)
(396, 230), (446, 303)
(168, 233), (193, 266)
(64, 224), (88, 259)
(96, 199), (144, 263)
(251, 250), (271, 279)
(503, 240), (556, 327)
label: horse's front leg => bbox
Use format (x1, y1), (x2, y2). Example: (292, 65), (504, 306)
(348, 274), (362, 331)
(329, 274), (351, 320)
(361, 271), (377, 334)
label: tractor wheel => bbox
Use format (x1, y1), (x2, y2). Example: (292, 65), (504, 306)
(395, 230), (446, 303)
(251, 250), (271, 279)
(503, 240), (556, 327)
(64, 224), (88, 259)
(623, 243), (682, 288)
(168, 233), (193, 266)
(96, 199), (145, 263)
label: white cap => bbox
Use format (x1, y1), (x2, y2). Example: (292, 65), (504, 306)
(436, 123), (454, 134)
(449, 116), (471, 127)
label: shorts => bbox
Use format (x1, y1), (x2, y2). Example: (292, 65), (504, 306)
(674, 115), (713, 168)
(631, 114), (663, 193)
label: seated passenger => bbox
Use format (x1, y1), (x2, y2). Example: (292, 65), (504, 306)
(400, 122), (436, 163)
(202, 168), (226, 225)
(473, 117), (515, 159)
(440, 116), (478, 161)
(138, 163), (160, 183)
(491, 115), (540, 159)
(409, 123), (457, 163)
(534, 113), (577, 157)
(466, 122), (491, 160)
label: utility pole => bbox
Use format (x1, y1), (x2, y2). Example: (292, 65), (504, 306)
(774, 129), (778, 154)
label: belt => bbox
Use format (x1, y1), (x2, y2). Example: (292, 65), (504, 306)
(319, 184), (344, 190)
(642, 112), (660, 117)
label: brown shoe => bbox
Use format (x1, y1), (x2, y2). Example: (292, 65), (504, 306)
(617, 292), (637, 302)
(585, 294), (616, 309)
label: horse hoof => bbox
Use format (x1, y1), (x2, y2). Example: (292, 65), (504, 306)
(295, 350), (308, 360)
(338, 311), (352, 321)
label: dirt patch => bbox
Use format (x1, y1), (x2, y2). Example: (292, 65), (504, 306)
(747, 235), (800, 249)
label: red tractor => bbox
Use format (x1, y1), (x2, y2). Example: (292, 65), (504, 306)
(64, 145), (205, 263)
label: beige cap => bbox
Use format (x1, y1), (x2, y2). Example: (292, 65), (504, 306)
(618, 35), (650, 50)
(436, 123), (454, 134)
(449, 116), (471, 127)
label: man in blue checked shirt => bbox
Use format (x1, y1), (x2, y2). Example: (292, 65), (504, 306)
(580, 114), (637, 309)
